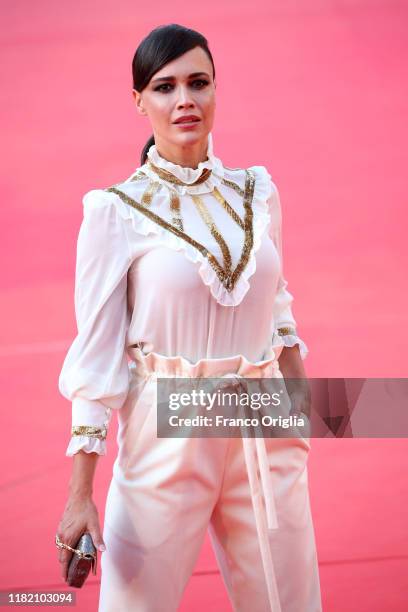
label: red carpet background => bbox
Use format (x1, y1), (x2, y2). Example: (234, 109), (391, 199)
(1, 1), (407, 610)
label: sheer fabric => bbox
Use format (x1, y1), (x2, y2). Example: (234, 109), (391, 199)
(58, 133), (308, 456)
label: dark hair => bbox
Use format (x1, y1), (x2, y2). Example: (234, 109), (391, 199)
(132, 24), (216, 165)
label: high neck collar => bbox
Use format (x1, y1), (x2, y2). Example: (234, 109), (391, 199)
(147, 132), (216, 184)
(142, 132), (224, 195)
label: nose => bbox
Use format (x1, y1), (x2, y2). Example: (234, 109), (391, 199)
(176, 84), (195, 109)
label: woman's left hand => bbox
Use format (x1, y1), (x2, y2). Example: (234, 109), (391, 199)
(286, 382), (312, 439)
(288, 382), (311, 420)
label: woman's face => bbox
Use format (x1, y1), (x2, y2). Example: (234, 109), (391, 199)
(133, 46), (216, 150)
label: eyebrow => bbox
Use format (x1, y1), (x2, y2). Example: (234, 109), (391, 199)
(151, 72), (210, 83)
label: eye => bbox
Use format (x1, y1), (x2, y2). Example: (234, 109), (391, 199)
(191, 79), (209, 88)
(153, 79), (209, 93)
(154, 83), (174, 92)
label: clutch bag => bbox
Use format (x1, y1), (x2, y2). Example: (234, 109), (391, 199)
(67, 532), (97, 588)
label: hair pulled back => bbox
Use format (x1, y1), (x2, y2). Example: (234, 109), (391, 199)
(132, 23), (215, 165)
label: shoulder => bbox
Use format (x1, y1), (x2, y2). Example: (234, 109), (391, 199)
(81, 164), (149, 209)
(77, 190), (123, 231)
(80, 173), (147, 223)
(243, 165), (282, 227)
(81, 188), (115, 212)
(248, 166), (282, 222)
(75, 188), (137, 255)
(249, 165), (280, 200)
(223, 164), (279, 201)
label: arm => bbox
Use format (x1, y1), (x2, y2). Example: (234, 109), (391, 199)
(69, 450), (99, 498)
(267, 180), (311, 418)
(56, 190), (131, 579)
(278, 346), (311, 419)
(58, 189), (132, 457)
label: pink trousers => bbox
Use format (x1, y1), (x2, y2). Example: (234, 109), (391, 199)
(98, 348), (323, 611)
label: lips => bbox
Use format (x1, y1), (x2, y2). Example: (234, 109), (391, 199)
(173, 115), (201, 124)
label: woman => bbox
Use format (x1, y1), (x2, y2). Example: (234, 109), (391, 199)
(56, 23), (322, 612)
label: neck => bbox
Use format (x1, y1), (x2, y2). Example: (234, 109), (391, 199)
(153, 135), (209, 169)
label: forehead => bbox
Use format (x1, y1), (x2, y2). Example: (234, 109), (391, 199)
(152, 47), (213, 79)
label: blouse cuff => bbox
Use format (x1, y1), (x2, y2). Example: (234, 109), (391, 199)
(68, 398), (112, 456)
(276, 327), (309, 360)
(66, 435), (107, 457)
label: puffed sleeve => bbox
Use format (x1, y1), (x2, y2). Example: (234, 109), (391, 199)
(58, 189), (132, 456)
(266, 179), (309, 360)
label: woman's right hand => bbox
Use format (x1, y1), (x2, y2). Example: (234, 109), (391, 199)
(56, 493), (106, 582)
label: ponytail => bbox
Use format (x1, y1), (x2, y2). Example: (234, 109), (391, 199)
(141, 134), (155, 165)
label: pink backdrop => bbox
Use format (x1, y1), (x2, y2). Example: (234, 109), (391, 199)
(1, 1), (407, 610)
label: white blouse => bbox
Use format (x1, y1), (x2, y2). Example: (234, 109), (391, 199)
(58, 132), (308, 456)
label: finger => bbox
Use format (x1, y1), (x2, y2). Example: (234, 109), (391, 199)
(60, 552), (73, 581)
(217, 378), (242, 392)
(56, 532), (76, 575)
(58, 548), (73, 565)
(211, 378), (229, 390)
(58, 546), (71, 564)
(88, 526), (106, 552)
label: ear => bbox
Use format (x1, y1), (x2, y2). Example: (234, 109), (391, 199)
(132, 89), (147, 116)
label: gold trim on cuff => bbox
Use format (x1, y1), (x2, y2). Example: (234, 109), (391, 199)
(277, 326), (297, 337)
(71, 425), (107, 440)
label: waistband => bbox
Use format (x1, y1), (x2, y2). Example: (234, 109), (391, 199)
(127, 346), (283, 611)
(127, 346), (281, 379)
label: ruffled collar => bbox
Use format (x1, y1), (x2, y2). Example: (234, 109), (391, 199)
(141, 132), (225, 195)
(107, 164), (274, 306)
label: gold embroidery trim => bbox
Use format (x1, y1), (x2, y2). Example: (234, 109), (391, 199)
(105, 169), (255, 293)
(168, 188), (184, 232)
(277, 327), (297, 337)
(147, 160), (212, 186)
(221, 177), (245, 198)
(141, 180), (161, 207)
(129, 171), (148, 182)
(211, 186), (245, 229)
(227, 171), (255, 291)
(71, 425), (107, 440)
(190, 194), (233, 274)
(137, 176), (184, 231)
(106, 186), (229, 285)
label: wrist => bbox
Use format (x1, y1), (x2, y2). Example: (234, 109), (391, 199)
(68, 483), (93, 500)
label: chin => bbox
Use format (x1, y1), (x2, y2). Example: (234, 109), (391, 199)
(174, 129), (208, 147)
